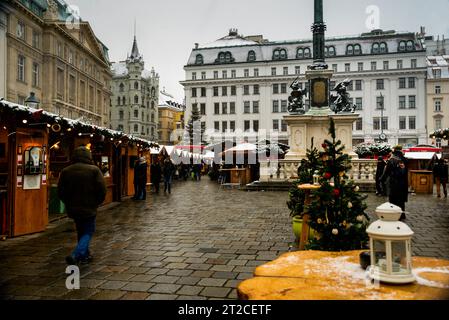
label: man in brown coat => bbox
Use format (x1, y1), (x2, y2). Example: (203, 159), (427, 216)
(58, 146), (106, 265)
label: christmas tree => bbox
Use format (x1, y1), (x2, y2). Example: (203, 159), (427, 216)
(306, 118), (369, 251)
(183, 103), (207, 148)
(287, 138), (320, 218)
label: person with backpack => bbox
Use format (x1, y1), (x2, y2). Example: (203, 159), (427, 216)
(433, 156), (448, 198)
(381, 146), (409, 220)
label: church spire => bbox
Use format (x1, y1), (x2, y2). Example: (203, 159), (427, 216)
(130, 20), (141, 60)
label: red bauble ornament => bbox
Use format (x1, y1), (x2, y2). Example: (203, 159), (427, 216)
(324, 172), (332, 180)
(333, 189), (340, 197)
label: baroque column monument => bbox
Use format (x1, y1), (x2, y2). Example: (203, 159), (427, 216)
(284, 0), (358, 160)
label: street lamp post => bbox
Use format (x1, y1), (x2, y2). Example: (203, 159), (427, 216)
(25, 92), (40, 109)
(379, 93), (387, 142)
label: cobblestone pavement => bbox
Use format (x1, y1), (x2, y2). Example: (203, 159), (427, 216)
(0, 179), (448, 300)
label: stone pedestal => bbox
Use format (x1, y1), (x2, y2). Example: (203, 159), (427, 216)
(284, 112), (359, 160)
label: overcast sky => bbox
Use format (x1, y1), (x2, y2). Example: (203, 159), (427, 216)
(68, 0), (449, 102)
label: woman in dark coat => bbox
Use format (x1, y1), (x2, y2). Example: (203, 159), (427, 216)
(133, 157), (148, 200)
(433, 157), (448, 198)
(381, 147), (408, 219)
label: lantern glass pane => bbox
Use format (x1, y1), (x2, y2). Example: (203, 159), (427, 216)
(391, 241), (409, 273)
(373, 239), (387, 272)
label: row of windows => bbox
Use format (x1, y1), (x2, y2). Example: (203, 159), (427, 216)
(117, 124), (155, 136)
(374, 77), (416, 90)
(212, 120), (289, 133)
(117, 110), (156, 123)
(118, 82), (157, 96)
(191, 58), (418, 81)
(353, 116), (416, 131)
(17, 55), (40, 87)
(116, 95), (156, 108)
(194, 41), (417, 65)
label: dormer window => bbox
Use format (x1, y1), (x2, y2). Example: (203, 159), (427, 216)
(195, 54), (204, 65)
(398, 40), (414, 52)
(372, 43), (380, 54)
(247, 50), (256, 62)
(216, 51), (234, 64)
(273, 48), (287, 60)
(379, 42), (388, 53)
(406, 40), (415, 51)
(303, 48), (311, 58)
(325, 46), (336, 57)
(399, 41), (406, 52)
(354, 44), (362, 55)
(346, 44), (354, 55)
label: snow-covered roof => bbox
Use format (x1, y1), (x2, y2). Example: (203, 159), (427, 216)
(187, 29), (424, 66)
(111, 61), (156, 79)
(200, 36), (258, 49)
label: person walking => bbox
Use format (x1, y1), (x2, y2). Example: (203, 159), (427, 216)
(58, 146), (106, 265)
(381, 146), (409, 220)
(134, 157), (148, 200)
(433, 156), (448, 198)
(150, 159), (162, 194)
(163, 158), (175, 194)
(375, 156), (387, 196)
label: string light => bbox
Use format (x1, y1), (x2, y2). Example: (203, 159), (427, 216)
(78, 133), (82, 136)
(47, 123), (51, 128)
(67, 128), (72, 132)
(22, 119), (27, 124)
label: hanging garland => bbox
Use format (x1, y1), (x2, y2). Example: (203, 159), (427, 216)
(0, 99), (159, 150)
(430, 128), (449, 141)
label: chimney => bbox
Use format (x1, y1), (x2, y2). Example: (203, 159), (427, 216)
(194, 43), (199, 49)
(420, 26), (426, 37)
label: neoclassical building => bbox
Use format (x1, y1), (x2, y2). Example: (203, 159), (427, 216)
(110, 37), (159, 141)
(427, 55), (449, 146)
(0, 0), (112, 127)
(181, 29), (429, 147)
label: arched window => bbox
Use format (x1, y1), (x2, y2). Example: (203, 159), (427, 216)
(134, 95), (139, 104)
(134, 109), (138, 118)
(151, 127), (154, 136)
(303, 48), (311, 58)
(134, 81), (139, 90)
(327, 46), (336, 57)
(225, 52), (232, 63)
(195, 54), (203, 65)
(380, 42), (388, 53)
(406, 40), (414, 51)
(296, 48), (304, 59)
(119, 83), (124, 92)
(273, 49), (280, 60)
(247, 50), (256, 62)
(134, 124), (138, 132)
(151, 101), (155, 109)
(141, 111), (144, 120)
(117, 96), (121, 105)
(354, 44), (362, 55)
(151, 87), (155, 97)
(372, 43), (380, 54)
(279, 49), (287, 59)
(119, 110), (124, 120)
(346, 44), (354, 55)
(399, 41), (406, 52)
(151, 113), (155, 122)
(122, 97), (126, 105)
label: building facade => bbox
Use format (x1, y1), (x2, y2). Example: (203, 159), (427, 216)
(158, 90), (185, 145)
(427, 55), (449, 146)
(110, 37), (159, 141)
(1, 0), (112, 127)
(181, 29), (428, 147)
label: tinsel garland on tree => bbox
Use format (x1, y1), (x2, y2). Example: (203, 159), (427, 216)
(306, 118), (369, 251)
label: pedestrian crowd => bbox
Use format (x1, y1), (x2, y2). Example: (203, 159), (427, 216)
(375, 145), (448, 220)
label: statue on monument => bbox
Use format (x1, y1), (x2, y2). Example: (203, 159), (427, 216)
(288, 79), (308, 115)
(330, 79), (357, 114)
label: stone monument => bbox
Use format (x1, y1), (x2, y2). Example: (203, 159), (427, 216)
(284, 0), (358, 160)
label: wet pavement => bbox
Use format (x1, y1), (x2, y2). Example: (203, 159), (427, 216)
(0, 179), (448, 300)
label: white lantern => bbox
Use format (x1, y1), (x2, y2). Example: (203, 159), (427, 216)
(366, 202), (415, 284)
(313, 170), (320, 185)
